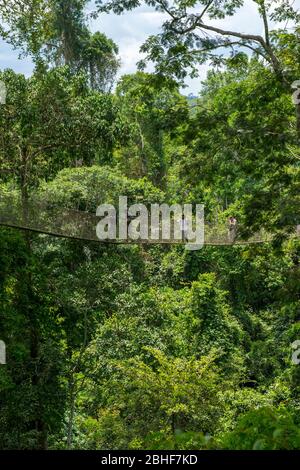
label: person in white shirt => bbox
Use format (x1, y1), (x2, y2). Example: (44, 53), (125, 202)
(228, 216), (237, 242)
(181, 215), (189, 242)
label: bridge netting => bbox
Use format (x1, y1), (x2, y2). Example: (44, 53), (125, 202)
(0, 193), (297, 246)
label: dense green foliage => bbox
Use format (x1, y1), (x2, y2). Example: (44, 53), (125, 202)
(0, 0), (299, 450)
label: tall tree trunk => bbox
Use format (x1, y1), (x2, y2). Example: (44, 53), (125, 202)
(19, 148), (48, 449)
(296, 102), (300, 143)
(67, 373), (76, 449)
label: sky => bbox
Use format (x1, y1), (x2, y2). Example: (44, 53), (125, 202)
(0, 0), (299, 94)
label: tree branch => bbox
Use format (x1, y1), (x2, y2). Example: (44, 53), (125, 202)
(199, 0), (214, 20)
(259, 0), (270, 47)
(168, 16), (284, 79)
(165, 40), (269, 65)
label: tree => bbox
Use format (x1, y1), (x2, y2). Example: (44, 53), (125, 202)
(81, 32), (120, 92)
(45, 0), (89, 68)
(115, 72), (188, 184)
(76, 349), (224, 449)
(96, 1), (300, 134)
(0, 227), (68, 449)
(220, 406), (300, 450)
(0, 1), (120, 92)
(41, 1), (120, 91)
(1, 1), (300, 452)
(0, 67), (125, 205)
(169, 59), (300, 237)
(0, 0), (51, 54)
(97, 0), (299, 83)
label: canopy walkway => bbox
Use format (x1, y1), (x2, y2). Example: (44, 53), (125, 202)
(0, 195), (298, 246)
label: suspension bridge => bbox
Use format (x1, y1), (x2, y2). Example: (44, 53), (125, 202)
(0, 195), (298, 246)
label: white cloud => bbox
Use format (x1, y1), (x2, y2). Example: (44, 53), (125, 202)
(0, 41), (33, 76)
(88, 0), (300, 93)
(88, 6), (166, 81)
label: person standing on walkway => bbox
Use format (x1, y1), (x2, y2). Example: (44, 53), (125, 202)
(228, 216), (237, 242)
